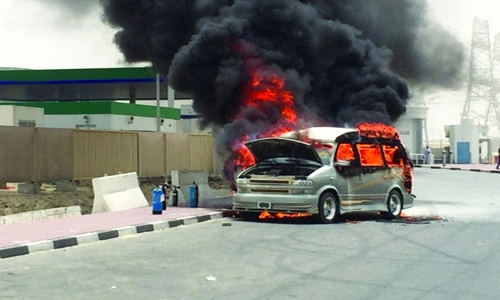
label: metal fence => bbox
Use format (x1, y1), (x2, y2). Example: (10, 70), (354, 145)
(0, 126), (216, 182)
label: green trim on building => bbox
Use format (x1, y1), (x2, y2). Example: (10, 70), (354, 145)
(0, 67), (157, 82)
(1, 102), (180, 119)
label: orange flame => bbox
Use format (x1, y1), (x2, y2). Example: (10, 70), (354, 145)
(243, 69), (297, 137)
(233, 68), (298, 169)
(258, 211), (312, 219)
(336, 143), (355, 161)
(356, 122), (400, 140)
(355, 122), (412, 193)
(234, 141), (255, 170)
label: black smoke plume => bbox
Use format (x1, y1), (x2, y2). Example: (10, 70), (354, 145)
(101, 0), (463, 176)
(308, 0), (464, 86)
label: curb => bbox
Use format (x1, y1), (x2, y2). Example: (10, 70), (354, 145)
(414, 164), (500, 174)
(0, 210), (234, 259)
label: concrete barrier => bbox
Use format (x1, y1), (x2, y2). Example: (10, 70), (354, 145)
(55, 181), (77, 192)
(17, 183), (40, 194)
(0, 206), (81, 224)
(92, 172), (148, 214)
(170, 170), (232, 207)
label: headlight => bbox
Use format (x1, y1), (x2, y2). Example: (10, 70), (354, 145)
(238, 186), (249, 193)
(293, 180), (314, 186)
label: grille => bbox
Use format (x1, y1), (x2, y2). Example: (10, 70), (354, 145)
(249, 189), (291, 194)
(249, 177), (293, 185)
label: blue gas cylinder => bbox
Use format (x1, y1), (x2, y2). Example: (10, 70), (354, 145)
(152, 187), (163, 214)
(189, 182), (199, 208)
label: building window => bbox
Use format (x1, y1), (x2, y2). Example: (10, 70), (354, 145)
(18, 120), (36, 127)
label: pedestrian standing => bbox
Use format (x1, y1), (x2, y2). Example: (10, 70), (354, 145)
(496, 146), (500, 169)
(161, 182), (170, 210)
(424, 145), (431, 164)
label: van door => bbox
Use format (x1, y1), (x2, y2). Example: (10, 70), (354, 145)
(333, 142), (384, 210)
(333, 142), (359, 202)
(348, 142), (392, 209)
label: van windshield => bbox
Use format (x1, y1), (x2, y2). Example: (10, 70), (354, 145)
(313, 143), (334, 165)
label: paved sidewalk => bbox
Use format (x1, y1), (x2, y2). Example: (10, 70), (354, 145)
(0, 205), (233, 259)
(414, 163), (500, 173)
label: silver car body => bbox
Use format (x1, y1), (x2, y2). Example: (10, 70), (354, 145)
(233, 127), (414, 220)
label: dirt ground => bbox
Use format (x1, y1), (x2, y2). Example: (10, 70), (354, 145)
(0, 178), (231, 217)
(0, 185), (95, 216)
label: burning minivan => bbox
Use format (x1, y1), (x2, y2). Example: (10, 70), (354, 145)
(232, 125), (414, 224)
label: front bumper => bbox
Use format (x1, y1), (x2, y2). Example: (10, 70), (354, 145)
(233, 193), (319, 214)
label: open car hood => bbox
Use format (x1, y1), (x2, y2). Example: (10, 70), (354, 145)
(245, 138), (323, 165)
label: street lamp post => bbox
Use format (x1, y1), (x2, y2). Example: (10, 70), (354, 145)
(156, 73), (161, 132)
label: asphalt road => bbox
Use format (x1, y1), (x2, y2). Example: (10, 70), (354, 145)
(1, 168), (500, 300)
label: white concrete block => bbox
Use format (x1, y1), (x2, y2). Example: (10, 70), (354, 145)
(28, 240), (54, 253)
(151, 221), (170, 231)
(0, 206), (82, 224)
(117, 226), (137, 237)
(92, 172), (148, 214)
(103, 189), (147, 212)
(31, 210), (46, 222)
(182, 217), (198, 226)
(44, 207), (67, 220)
(3, 211), (33, 224)
(65, 206), (82, 216)
(76, 233), (99, 245)
(207, 212), (223, 220)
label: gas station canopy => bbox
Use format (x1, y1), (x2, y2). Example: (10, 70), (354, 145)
(0, 67), (190, 102)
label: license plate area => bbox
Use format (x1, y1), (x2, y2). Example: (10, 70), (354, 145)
(257, 202), (272, 209)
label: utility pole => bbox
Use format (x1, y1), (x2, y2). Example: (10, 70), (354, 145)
(463, 17), (498, 137)
(490, 33), (500, 136)
(156, 73), (161, 132)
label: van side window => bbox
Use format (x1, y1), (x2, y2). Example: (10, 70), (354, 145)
(335, 143), (355, 161)
(382, 144), (404, 167)
(356, 143), (384, 167)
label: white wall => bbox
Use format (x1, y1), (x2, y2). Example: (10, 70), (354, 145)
(110, 115), (176, 132)
(44, 114), (111, 129)
(14, 106), (44, 127)
(0, 106), (43, 127)
(449, 122), (484, 164)
(394, 106), (428, 157)
(395, 118), (413, 152)
(132, 99), (193, 109)
(0, 106), (15, 126)
(44, 114), (177, 132)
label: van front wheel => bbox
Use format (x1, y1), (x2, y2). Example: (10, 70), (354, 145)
(317, 192), (340, 224)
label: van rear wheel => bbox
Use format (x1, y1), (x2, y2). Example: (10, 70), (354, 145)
(317, 192), (339, 224)
(386, 190), (403, 219)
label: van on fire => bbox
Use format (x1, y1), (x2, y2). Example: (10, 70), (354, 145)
(232, 125), (414, 224)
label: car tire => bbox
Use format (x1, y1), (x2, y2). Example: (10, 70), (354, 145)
(386, 190), (403, 219)
(317, 192), (340, 224)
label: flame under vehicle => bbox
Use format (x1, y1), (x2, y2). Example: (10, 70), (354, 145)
(232, 126), (414, 224)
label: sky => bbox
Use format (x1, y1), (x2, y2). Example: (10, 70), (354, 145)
(0, 0), (125, 69)
(422, 0), (500, 141)
(0, 0), (499, 141)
